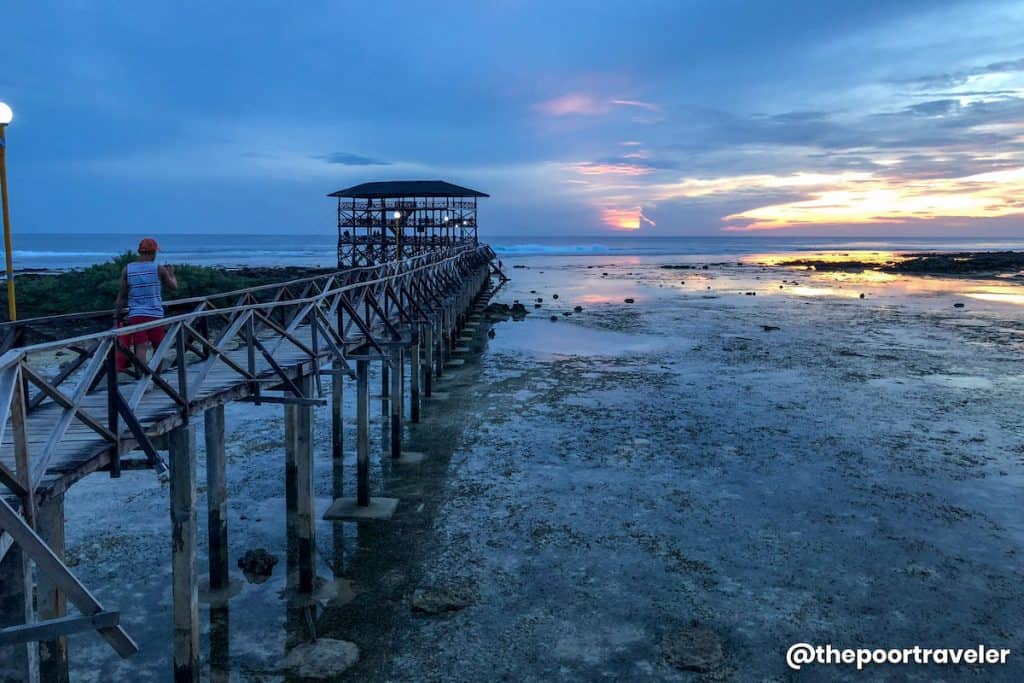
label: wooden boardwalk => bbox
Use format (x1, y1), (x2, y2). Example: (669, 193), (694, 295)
(0, 244), (501, 681)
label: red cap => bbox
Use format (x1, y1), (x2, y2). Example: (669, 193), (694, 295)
(138, 237), (159, 253)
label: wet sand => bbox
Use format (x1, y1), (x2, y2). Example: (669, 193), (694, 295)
(63, 255), (1024, 680)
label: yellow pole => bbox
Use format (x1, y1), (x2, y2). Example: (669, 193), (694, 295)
(0, 124), (15, 321)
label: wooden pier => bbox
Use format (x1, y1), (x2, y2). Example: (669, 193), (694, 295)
(0, 240), (505, 681)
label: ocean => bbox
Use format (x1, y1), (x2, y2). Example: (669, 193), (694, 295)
(7, 233), (1024, 271)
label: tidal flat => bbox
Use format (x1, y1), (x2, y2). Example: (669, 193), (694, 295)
(63, 253), (1024, 681)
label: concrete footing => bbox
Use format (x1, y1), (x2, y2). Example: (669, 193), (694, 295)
(323, 497), (399, 521)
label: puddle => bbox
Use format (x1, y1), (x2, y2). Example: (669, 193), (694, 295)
(490, 318), (669, 358)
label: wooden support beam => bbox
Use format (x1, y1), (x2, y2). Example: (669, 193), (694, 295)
(390, 350), (403, 459)
(37, 494), (69, 683)
(380, 361), (389, 417)
(284, 374), (315, 594)
(204, 405), (229, 593)
(331, 369), (343, 498)
(168, 424), (198, 683)
(423, 325), (433, 398)
(0, 498), (138, 660)
(0, 611), (120, 647)
(0, 533), (37, 681)
(409, 335), (421, 423)
(356, 359), (370, 506)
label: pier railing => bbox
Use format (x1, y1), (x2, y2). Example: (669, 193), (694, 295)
(0, 243), (493, 504)
(0, 242), (497, 665)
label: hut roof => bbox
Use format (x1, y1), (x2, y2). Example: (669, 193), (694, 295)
(328, 180), (489, 199)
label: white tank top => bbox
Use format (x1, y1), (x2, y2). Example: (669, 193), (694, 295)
(126, 261), (164, 318)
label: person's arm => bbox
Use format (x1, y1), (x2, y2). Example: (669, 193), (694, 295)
(113, 267), (128, 323)
(158, 264), (178, 293)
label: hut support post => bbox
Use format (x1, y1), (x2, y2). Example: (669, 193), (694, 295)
(204, 405), (229, 592)
(169, 423), (198, 683)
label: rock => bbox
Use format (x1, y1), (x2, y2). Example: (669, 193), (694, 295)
(536, 297), (543, 302)
(624, 298), (635, 303)
(534, 303), (542, 308)
(512, 264), (526, 269)
(859, 293), (866, 299)
(487, 329), (496, 339)
(573, 305), (583, 312)
(283, 638), (359, 678)
(661, 626), (724, 673)
(562, 311), (571, 316)
(602, 272), (608, 276)
(411, 583), (478, 615)
(530, 290), (536, 294)
(954, 302), (965, 308)
(237, 549), (278, 584)
(761, 325), (780, 332)
(701, 265), (709, 270)
(485, 302), (511, 317)
(552, 294), (559, 299)
(549, 315), (558, 322)
(510, 302), (528, 318)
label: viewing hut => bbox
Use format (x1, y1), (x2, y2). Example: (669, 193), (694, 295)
(329, 180), (489, 267)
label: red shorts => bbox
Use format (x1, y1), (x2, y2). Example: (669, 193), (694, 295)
(121, 316), (166, 347)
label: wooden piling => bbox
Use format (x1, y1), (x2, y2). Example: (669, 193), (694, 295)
(37, 494), (69, 683)
(284, 374), (315, 594)
(390, 350), (403, 459)
(204, 405), (229, 592)
(356, 359), (370, 506)
(331, 371), (344, 496)
(424, 325), (433, 397)
(168, 423), (198, 683)
(410, 332), (421, 422)
(380, 362), (389, 417)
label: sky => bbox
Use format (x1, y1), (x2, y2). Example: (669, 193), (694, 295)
(3, 0), (1024, 238)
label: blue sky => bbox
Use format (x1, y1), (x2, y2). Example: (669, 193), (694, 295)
(3, 1), (1024, 237)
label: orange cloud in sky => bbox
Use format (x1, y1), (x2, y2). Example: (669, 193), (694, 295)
(720, 167), (1024, 230)
(602, 207), (657, 230)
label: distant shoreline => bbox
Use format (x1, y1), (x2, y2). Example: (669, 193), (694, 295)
(769, 250), (1024, 276)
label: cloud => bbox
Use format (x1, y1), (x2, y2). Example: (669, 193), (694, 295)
(535, 93), (605, 116)
(316, 152), (392, 166)
(611, 98), (660, 111)
(894, 56), (1024, 91)
(721, 167), (1024, 230)
(571, 162), (658, 176)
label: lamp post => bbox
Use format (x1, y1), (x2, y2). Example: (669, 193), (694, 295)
(0, 102), (14, 321)
(392, 210), (402, 259)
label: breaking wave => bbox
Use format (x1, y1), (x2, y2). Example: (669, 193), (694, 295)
(492, 243), (616, 255)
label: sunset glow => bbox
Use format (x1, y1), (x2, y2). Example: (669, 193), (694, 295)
(723, 167), (1024, 230)
(601, 207), (656, 230)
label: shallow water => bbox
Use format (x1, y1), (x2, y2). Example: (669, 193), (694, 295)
(61, 255), (1024, 681)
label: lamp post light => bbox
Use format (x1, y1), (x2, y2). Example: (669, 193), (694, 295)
(0, 101), (15, 321)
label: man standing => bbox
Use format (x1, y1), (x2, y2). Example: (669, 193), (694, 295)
(114, 237), (177, 369)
